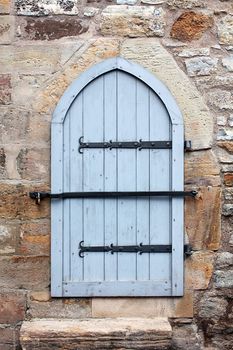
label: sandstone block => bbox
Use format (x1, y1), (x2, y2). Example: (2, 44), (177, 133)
(171, 12), (213, 41)
(30, 290), (51, 302)
(0, 290), (26, 324)
(15, 0), (80, 16)
(0, 15), (13, 44)
(20, 318), (172, 350)
(100, 6), (165, 37)
(185, 150), (220, 186)
(218, 141), (233, 154)
(0, 147), (6, 178)
(16, 147), (50, 182)
(185, 57), (218, 76)
(214, 270), (233, 288)
(0, 184), (50, 220)
(27, 298), (91, 319)
(167, 0), (204, 9)
(22, 16), (88, 40)
(0, 108), (29, 144)
(217, 15), (233, 45)
(0, 0), (10, 14)
(18, 220), (50, 256)
(92, 291), (193, 318)
(185, 186), (221, 251)
(224, 173), (233, 186)
(199, 296), (228, 319)
(0, 222), (17, 254)
(0, 256), (50, 289)
(0, 74), (11, 105)
(185, 251), (215, 290)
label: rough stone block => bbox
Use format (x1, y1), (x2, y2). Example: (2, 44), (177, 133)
(185, 57), (218, 76)
(171, 323), (202, 350)
(27, 298), (91, 319)
(217, 15), (233, 45)
(20, 318), (172, 350)
(15, 0), (80, 16)
(222, 204), (233, 216)
(214, 270), (233, 288)
(0, 256), (50, 289)
(0, 15), (13, 44)
(167, 0), (204, 9)
(0, 108), (29, 144)
(171, 12), (213, 41)
(0, 147), (6, 178)
(30, 290), (50, 302)
(224, 173), (233, 186)
(100, 6), (165, 37)
(199, 296), (228, 319)
(0, 0), (10, 14)
(218, 141), (233, 153)
(185, 251), (215, 290)
(207, 90), (233, 110)
(222, 55), (233, 72)
(92, 291), (193, 318)
(0, 184), (50, 220)
(16, 147), (50, 182)
(0, 290), (26, 324)
(178, 47), (210, 57)
(215, 252), (233, 269)
(185, 186), (221, 251)
(0, 74), (11, 105)
(0, 327), (20, 349)
(17, 220), (50, 256)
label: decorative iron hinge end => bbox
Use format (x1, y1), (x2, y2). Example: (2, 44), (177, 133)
(184, 244), (193, 257)
(29, 192), (50, 204)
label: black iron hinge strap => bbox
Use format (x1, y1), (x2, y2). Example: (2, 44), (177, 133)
(79, 241), (193, 258)
(79, 137), (192, 153)
(29, 190), (198, 204)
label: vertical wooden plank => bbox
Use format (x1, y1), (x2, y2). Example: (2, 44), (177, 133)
(117, 71), (137, 281)
(136, 81), (150, 281)
(69, 93), (84, 282)
(51, 122), (63, 296)
(104, 72), (118, 281)
(149, 90), (171, 284)
(171, 123), (184, 295)
(63, 112), (71, 282)
(83, 77), (104, 282)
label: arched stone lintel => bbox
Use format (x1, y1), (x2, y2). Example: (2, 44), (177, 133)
(52, 56), (183, 126)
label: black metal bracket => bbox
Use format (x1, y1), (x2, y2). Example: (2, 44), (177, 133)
(29, 190), (198, 204)
(78, 241), (193, 258)
(79, 136), (172, 154)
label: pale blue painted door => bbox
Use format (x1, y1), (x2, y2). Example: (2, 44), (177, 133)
(51, 57), (184, 297)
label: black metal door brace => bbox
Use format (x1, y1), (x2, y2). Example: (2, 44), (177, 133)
(29, 190), (197, 204)
(78, 137), (192, 153)
(79, 241), (193, 258)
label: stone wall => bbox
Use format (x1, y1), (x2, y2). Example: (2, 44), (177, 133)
(0, 0), (232, 349)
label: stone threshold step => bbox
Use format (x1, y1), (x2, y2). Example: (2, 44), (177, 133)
(20, 317), (172, 350)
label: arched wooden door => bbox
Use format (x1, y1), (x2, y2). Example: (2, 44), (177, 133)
(51, 57), (184, 297)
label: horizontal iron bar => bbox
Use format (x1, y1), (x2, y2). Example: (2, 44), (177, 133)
(78, 241), (193, 258)
(79, 241), (172, 257)
(79, 137), (172, 153)
(29, 190), (198, 203)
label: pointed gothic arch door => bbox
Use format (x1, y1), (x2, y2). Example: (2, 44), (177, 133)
(51, 57), (184, 297)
